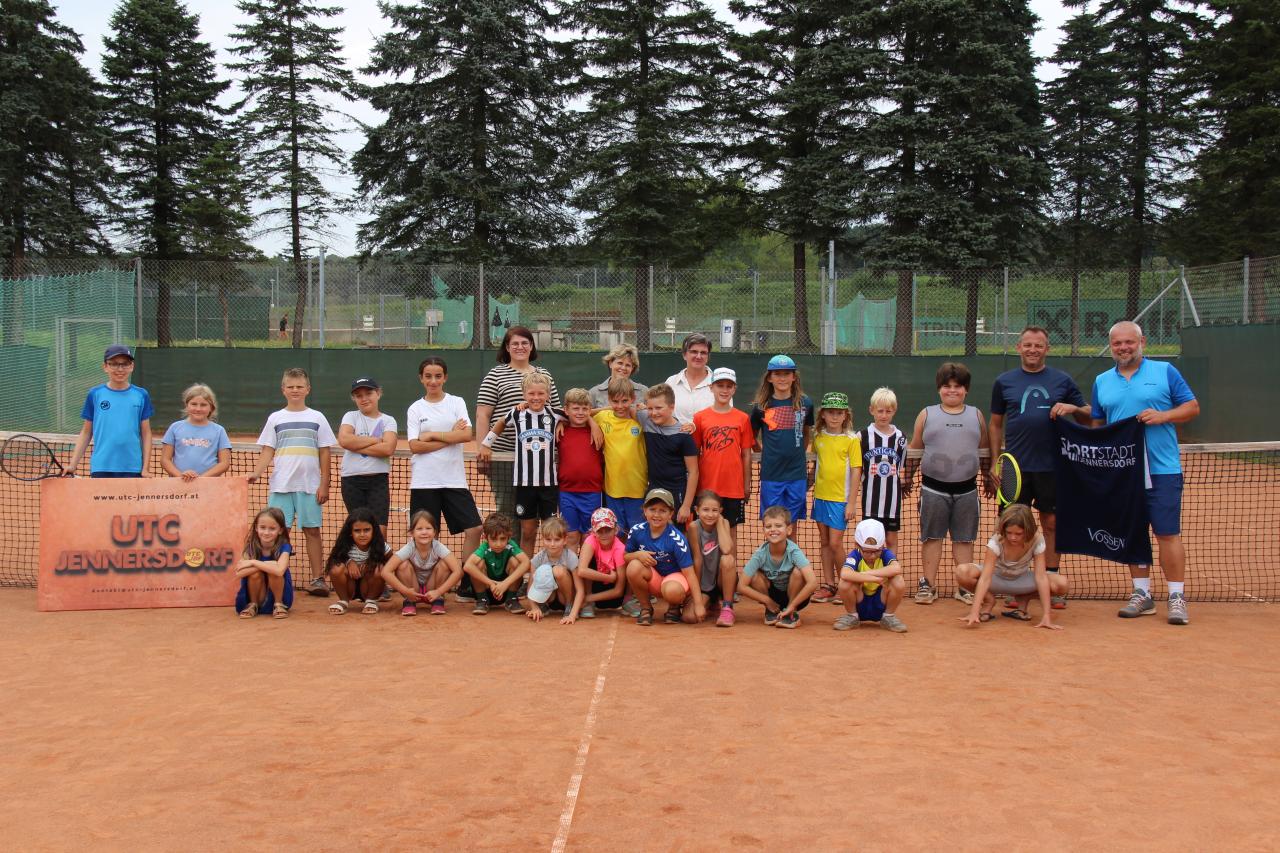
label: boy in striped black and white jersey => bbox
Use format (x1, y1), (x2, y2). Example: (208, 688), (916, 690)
(857, 387), (907, 552)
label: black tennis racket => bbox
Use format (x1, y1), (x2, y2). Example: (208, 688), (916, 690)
(1, 434), (66, 481)
(995, 451), (1022, 508)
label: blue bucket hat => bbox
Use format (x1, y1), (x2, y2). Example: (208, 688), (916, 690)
(766, 353), (797, 371)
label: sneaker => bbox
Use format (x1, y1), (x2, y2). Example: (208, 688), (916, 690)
(763, 609), (781, 626)
(454, 581), (476, 603)
(776, 611), (800, 629)
(833, 612), (860, 631)
(953, 587), (975, 605)
(539, 602), (552, 616)
(715, 606), (735, 628)
(580, 603), (596, 619)
(379, 587), (393, 602)
(307, 576), (330, 597)
(401, 602), (417, 617)
(812, 585), (837, 604)
(914, 578), (937, 605)
(472, 598), (490, 615)
(504, 595), (525, 614)
(1118, 588), (1156, 618)
(430, 599), (447, 616)
(879, 613), (908, 633)
(663, 606), (683, 624)
(620, 597), (642, 618)
(1051, 595), (1067, 610)
(1167, 592), (1189, 625)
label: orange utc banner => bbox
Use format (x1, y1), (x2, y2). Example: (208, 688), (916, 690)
(38, 477), (249, 611)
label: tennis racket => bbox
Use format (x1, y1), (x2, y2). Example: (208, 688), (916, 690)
(1, 433), (67, 481)
(995, 451), (1022, 508)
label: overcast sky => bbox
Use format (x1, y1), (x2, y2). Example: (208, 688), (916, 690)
(53, 0), (1077, 256)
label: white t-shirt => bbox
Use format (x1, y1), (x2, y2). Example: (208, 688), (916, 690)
(395, 539), (451, 575)
(340, 410), (397, 477)
(666, 368), (718, 424)
(256, 407), (338, 494)
(406, 394), (471, 489)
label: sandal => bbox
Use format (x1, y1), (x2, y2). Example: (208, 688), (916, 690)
(362, 600), (379, 615)
(272, 602), (290, 619)
(978, 611), (994, 623)
(1002, 608), (1031, 622)
(328, 600), (349, 615)
(238, 601), (258, 619)
(637, 608), (654, 627)
(663, 606), (683, 624)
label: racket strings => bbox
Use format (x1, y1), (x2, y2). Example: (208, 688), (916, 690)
(998, 456), (1021, 504)
(1, 437), (60, 480)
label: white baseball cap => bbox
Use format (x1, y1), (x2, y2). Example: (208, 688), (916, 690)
(526, 563), (558, 604)
(710, 367), (737, 384)
(854, 518), (886, 549)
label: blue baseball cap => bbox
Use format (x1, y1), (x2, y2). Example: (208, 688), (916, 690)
(103, 344), (134, 362)
(766, 354), (797, 371)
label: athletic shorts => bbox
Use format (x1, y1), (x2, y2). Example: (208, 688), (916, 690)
(760, 479), (806, 521)
(766, 582), (810, 613)
(719, 497), (745, 527)
(604, 495), (645, 536)
(341, 473), (390, 526)
(560, 490), (602, 533)
(1146, 473), (1183, 537)
(485, 459), (516, 516)
(269, 491), (323, 529)
(649, 568), (691, 597)
(235, 568), (295, 614)
(590, 579), (625, 609)
(514, 485), (559, 521)
(1003, 470), (1058, 514)
(864, 514), (901, 533)
(811, 498), (848, 530)
(918, 486), (979, 543)
(988, 571), (1039, 597)
(410, 488), (482, 534)
(855, 587), (886, 622)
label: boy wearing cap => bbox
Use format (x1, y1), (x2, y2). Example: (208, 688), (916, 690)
(833, 519), (908, 632)
(67, 345), (155, 477)
(692, 367), (753, 528)
(338, 377), (398, 539)
(249, 367), (338, 596)
(624, 489), (704, 626)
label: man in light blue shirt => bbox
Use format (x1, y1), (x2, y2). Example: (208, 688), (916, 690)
(1088, 321), (1199, 625)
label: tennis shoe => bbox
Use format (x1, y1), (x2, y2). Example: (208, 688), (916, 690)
(579, 603), (596, 619)
(1051, 595), (1067, 610)
(307, 575), (331, 597)
(504, 595), (526, 614)
(914, 578), (937, 605)
(379, 586), (393, 602)
(430, 599), (447, 616)
(776, 611), (800, 629)
(400, 602), (417, 617)
(716, 606), (735, 627)
(833, 612), (860, 631)
(811, 585), (838, 604)
(879, 613), (908, 633)
(454, 581), (476, 603)
(472, 598), (490, 615)
(620, 597), (642, 618)
(953, 588), (975, 605)
(763, 609), (781, 626)
(1118, 588), (1156, 618)
(1167, 593), (1189, 625)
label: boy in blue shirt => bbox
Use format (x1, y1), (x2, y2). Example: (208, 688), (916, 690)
(739, 505), (818, 628)
(624, 489), (704, 626)
(833, 519), (908, 633)
(66, 345), (154, 477)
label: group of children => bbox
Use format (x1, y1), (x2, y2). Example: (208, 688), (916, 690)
(72, 344), (1066, 632)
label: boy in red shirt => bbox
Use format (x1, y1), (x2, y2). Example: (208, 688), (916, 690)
(558, 387), (605, 550)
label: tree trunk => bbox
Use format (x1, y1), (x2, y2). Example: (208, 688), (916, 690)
(471, 265), (487, 350)
(634, 264), (651, 352)
(893, 268), (913, 356)
(3, 232), (25, 345)
(1249, 254), (1267, 323)
(792, 242), (814, 350)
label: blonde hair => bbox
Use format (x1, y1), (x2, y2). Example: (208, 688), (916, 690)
(564, 387), (592, 407)
(753, 369), (804, 409)
(645, 383), (675, 405)
(282, 367), (308, 382)
(996, 504), (1038, 543)
(869, 386), (898, 411)
(182, 383), (218, 418)
(762, 505), (792, 525)
(522, 372), (552, 392)
(607, 376), (635, 399)
(602, 344), (640, 370)
(540, 516), (567, 539)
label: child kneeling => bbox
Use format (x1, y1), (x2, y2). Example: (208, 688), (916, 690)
(738, 505), (818, 628)
(833, 519), (907, 633)
(955, 504), (1067, 630)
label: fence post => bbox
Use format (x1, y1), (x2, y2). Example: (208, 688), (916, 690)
(1002, 266), (1009, 355)
(478, 262), (485, 350)
(911, 272), (918, 355)
(1242, 255), (1250, 323)
(318, 248), (326, 349)
(134, 257), (143, 343)
(378, 294), (384, 348)
(306, 257), (313, 345)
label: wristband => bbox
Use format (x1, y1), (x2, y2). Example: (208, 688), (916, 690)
(481, 431), (497, 448)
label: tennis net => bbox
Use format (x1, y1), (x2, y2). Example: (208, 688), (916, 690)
(1, 433), (1276, 602)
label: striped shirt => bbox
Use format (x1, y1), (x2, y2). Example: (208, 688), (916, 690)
(512, 407), (564, 487)
(256, 407), (338, 494)
(477, 365), (561, 454)
(858, 424), (906, 521)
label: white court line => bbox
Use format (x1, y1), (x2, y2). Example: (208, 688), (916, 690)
(1201, 576), (1273, 604)
(551, 617), (619, 853)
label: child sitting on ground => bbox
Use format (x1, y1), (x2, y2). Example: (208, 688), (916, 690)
(381, 510), (464, 617)
(832, 519), (908, 633)
(739, 505), (818, 628)
(462, 512), (532, 615)
(325, 507), (391, 615)
(526, 516), (581, 624)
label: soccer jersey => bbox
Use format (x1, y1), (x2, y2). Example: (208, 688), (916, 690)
(812, 431), (861, 502)
(594, 410), (647, 498)
(637, 410), (697, 495)
(162, 418), (230, 475)
(1091, 358), (1195, 475)
(511, 406), (563, 487)
(474, 540), (523, 580)
(858, 424), (906, 520)
(693, 407), (752, 499)
(751, 395), (814, 482)
(743, 539), (810, 589)
(990, 367), (1085, 472)
(256, 407), (338, 494)
(81, 383), (154, 474)
(843, 546), (898, 595)
(558, 423), (603, 493)
(626, 522), (693, 576)
(406, 394), (470, 489)
(340, 410), (396, 477)
(476, 365), (560, 454)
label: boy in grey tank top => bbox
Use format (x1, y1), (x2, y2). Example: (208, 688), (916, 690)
(901, 362), (995, 605)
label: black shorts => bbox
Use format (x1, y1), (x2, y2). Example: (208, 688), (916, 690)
(1005, 470), (1058, 514)
(864, 514), (901, 533)
(590, 579), (625, 609)
(766, 582), (810, 612)
(341, 474), (390, 525)
(514, 485), (559, 521)
(719, 497), (745, 527)
(410, 487), (482, 534)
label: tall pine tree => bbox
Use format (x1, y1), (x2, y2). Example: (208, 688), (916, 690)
(565, 0), (730, 350)
(102, 0), (226, 346)
(229, 0), (353, 348)
(728, 0), (870, 351)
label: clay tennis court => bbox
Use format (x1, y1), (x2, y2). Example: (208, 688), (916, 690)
(1, 590), (1277, 850)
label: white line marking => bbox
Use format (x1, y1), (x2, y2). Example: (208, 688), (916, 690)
(1201, 576), (1273, 604)
(551, 617), (618, 853)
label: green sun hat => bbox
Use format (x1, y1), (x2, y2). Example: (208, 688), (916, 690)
(819, 391), (850, 410)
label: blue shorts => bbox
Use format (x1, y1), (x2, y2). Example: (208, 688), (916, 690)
(856, 587), (886, 622)
(235, 568), (295, 614)
(1146, 473), (1183, 537)
(604, 495), (645, 537)
(760, 479), (807, 521)
(560, 490), (602, 534)
(269, 491), (323, 529)
(811, 498), (848, 530)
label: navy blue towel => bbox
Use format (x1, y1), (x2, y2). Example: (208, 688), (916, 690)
(1053, 417), (1153, 565)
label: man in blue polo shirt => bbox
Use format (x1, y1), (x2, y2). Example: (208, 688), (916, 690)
(1088, 320), (1199, 625)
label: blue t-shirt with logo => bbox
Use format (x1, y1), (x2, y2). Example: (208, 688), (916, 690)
(162, 419), (232, 475)
(990, 367), (1085, 472)
(626, 521), (693, 576)
(1091, 359), (1195, 475)
(81, 383), (154, 474)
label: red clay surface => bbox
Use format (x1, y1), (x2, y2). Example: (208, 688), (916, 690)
(2, 589), (1277, 851)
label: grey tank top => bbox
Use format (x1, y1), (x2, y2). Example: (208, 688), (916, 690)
(921, 404), (981, 484)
